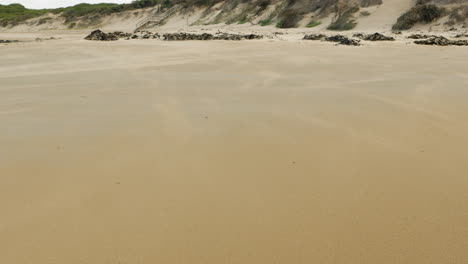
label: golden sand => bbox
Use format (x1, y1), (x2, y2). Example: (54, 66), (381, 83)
(1, 33), (468, 263)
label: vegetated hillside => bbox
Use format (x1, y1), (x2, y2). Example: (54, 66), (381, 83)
(0, 3), (54, 27)
(1, 0), (467, 31)
(0, 0), (159, 28)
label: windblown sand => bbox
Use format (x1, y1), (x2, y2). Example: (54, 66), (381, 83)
(1, 33), (468, 263)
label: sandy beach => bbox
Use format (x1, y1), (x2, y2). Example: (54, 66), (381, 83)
(2, 32), (468, 263)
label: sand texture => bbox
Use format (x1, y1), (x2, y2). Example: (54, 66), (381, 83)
(1, 33), (468, 263)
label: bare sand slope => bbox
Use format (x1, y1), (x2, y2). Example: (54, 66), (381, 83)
(1, 35), (468, 263)
(356, 0), (415, 32)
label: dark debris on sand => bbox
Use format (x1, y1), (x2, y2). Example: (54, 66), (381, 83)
(0, 39), (19, 44)
(84, 30), (159, 41)
(407, 34), (438, 39)
(303, 34), (361, 46)
(325, 35), (361, 46)
(84, 30), (119, 41)
(162, 32), (263, 41)
(355, 32), (395, 41)
(131, 31), (160, 39)
(84, 29), (262, 41)
(414, 36), (468, 46)
(303, 34), (326, 40)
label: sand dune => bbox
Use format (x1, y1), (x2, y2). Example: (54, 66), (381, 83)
(2, 0), (467, 33)
(355, 0), (415, 32)
(1, 32), (468, 263)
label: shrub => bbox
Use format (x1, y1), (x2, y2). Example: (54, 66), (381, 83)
(61, 3), (120, 22)
(327, 6), (359, 31)
(306, 20), (321, 27)
(416, 0), (431, 5)
(37, 17), (52, 25)
(392, 4), (446, 30)
(1, 0), (163, 26)
(0, 4), (52, 26)
(256, 0), (270, 11)
(276, 9), (302, 28)
(238, 15), (248, 24)
(259, 18), (272, 26)
(129, 0), (161, 8)
(176, 0), (223, 8)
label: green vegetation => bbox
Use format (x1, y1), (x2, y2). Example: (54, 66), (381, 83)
(0, 0), (162, 26)
(176, 0), (224, 8)
(0, 4), (52, 26)
(59, 0), (164, 22)
(238, 15), (249, 24)
(327, 6), (359, 31)
(306, 21), (321, 28)
(392, 4), (446, 30)
(58, 3), (120, 23)
(259, 18), (272, 26)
